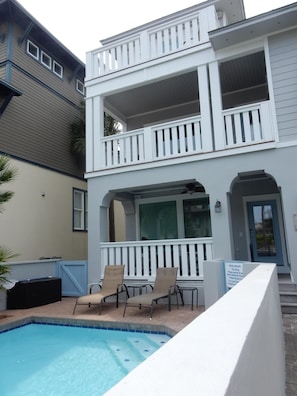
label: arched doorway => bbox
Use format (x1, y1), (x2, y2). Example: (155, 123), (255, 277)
(229, 170), (288, 273)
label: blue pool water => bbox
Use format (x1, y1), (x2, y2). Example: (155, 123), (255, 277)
(0, 323), (170, 396)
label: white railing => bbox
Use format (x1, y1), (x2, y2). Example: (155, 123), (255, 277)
(86, 9), (213, 79)
(152, 117), (202, 159)
(100, 238), (213, 281)
(223, 101), (274, 148)
(100, 101), (275, 170)
(102, 116), (202, 167)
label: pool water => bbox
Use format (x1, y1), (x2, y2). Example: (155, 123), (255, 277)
(0, 323), (170, 396)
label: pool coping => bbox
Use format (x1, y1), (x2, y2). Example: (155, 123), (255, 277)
(0, 315), (177, 337)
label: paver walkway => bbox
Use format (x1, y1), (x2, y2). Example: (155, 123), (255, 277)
(283, 314), (297, 396)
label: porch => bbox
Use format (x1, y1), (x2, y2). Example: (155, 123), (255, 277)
(100, 238), (213, 287)
(98, 100), (275, 170)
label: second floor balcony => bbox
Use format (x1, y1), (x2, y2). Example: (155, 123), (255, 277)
(96, 100), (276, 171)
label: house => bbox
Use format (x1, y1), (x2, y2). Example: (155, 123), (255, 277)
(85, 0), (297, 295)
(0, 0), (88, 261)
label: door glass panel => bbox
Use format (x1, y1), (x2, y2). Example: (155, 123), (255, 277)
(139, 201), (177, 240)
(183, 197), (211, 238)
(252, 204), (276, 257)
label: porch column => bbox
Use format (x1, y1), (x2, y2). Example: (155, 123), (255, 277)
(86, 95), (104, 172)
(197, 64), (213, 152)
(209, 192), (232, 260)
(121, 199), (136, 240)
(208, 61), (225, 151)
(87, 181), (111, 284)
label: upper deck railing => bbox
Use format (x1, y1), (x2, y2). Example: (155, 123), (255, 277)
(86, 6), (218, 79)
(98, 101), (275, 170)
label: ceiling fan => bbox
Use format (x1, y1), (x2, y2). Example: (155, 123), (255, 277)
(181, 182), (205, 194)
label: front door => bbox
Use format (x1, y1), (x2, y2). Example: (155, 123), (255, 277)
(247, 200), (284, 267)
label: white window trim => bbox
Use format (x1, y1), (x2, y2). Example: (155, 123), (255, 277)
(76, 79), (84, 95)
(27, 40), (39, 60)
(40, 50), (52, 69)
(53, 60), (63, 78)
(73, 189), (88, 231)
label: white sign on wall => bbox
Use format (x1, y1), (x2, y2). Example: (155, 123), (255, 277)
(225, 261), (244, 289)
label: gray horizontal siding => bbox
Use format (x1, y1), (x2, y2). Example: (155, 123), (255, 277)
(0, 21), (8, 62)
(0, 20), (85, 178)
(0, 62), (83, 178)
(269, 28), (297, 142)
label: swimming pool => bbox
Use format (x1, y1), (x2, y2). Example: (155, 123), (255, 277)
(0, 320), (171, 396)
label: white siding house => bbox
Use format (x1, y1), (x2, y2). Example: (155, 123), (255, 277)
(85, 0), (297, 292)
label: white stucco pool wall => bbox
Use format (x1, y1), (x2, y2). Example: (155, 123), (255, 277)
(105, 264), (285, 396)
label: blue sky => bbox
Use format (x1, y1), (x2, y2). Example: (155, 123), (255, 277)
(17, 0), (295, 61)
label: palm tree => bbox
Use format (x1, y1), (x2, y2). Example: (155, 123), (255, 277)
(70, 102), (120, 168)
(0, 155), (17, 289)
(69, 103), (121, 241)
(0, 156), (16, 210)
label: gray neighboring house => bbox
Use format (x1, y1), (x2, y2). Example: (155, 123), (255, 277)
(0, 0), (87, 261)
(85, 0), (297, 304)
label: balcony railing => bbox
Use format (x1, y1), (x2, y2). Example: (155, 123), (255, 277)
(86, 7), (216, 79)
(223, 101), (273, 148)
(100, 238), (213, 281)
(102, 116), (202, 167)
(100, 101), (275, 170)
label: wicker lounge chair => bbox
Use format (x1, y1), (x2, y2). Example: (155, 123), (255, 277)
(73, 265), (126, 315)
(123, 267), (178, 318)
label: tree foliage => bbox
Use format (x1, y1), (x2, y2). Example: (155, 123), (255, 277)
(69, 101), (120, 168)
(0, 155), (18, 289)
(0, 156), (17, 211)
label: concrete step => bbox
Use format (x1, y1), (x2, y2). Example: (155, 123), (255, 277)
(278, 282), (297, 292)
(278, 273), (297, 313)
(280, 291), (297, 304)
(281, 303), (297, 314)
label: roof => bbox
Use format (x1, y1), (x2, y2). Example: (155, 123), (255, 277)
(209, 2), (297, 50)
(0, 79), (22, 97)
(0, 0), (85, 71)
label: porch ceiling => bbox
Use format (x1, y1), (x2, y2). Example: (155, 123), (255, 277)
(104, 52), (265, 121)
(105, 72), (198, 119)
(113, 180), (205, 200)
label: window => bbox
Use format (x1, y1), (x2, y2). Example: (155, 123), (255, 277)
(183, 197), (211, 237)
(53, 60), (63, 78)
(41, 51), (52, 69)
(26, 40), (65, 80)
(73, 189), (88, 231)
(139, 201), (178, 240)
(76, 79), (84, 95)
(138, 196), (211, 239)
(27, 40), (39, 60)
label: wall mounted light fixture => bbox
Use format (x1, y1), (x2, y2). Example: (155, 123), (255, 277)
(215, 200), (222, 213)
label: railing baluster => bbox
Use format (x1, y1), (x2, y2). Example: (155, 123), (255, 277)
(135, 246), (142, 275)
(157, 245), (164, 267)
(252, 109), (262, 140)
(243, 111), (252, 142)
(150, 245), (157, 277)
(178, 125), (186, 153)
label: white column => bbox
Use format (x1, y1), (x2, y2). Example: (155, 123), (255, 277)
(208, 61), (225, 150)
(93, 95), (105, 171)
(85, 97), (93, 172)
(87, 180), (101, 284)
(197, 64), (213, 152)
